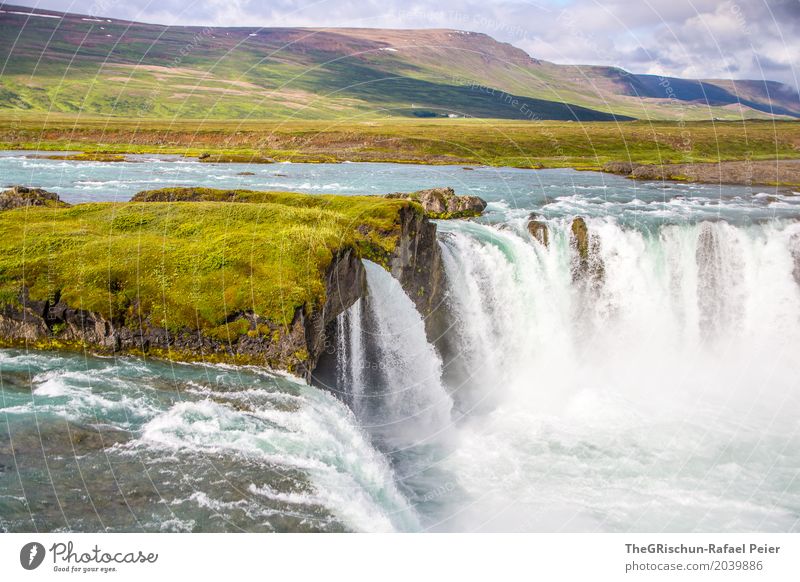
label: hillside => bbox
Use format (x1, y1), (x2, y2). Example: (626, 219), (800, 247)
(0, 3), (798, 121)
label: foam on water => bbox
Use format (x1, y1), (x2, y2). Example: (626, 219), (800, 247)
(433, 218), (800, 531)
(132, 385), (419, 532)
(0, 350), (418, 532)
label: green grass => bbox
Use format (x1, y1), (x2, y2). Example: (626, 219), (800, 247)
(1, 114), (798, 170)
(0, 192), (414, 334)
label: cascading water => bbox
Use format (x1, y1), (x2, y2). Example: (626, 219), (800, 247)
(337, 262), (453, 446)
(334, 262), (459, 523)
(4, 154), (800, 532)
(330, 216), (800, 532)
(431, 217), (800, 532)
(0, 350), (421, 533)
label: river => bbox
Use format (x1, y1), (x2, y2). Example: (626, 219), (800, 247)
(1, 152), (799, 532)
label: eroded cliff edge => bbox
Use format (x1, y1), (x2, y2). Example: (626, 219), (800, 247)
(0, 187), (469, 382)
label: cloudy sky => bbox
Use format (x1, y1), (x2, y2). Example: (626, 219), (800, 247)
(9, 0), (800, 87)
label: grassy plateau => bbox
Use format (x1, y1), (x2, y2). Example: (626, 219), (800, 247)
(0, 191), (414, 337)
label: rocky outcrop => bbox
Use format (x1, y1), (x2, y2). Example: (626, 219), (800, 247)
(0, 204), (445, 383)
(385, 187), (487, 219)
(385, 206), (446, 318)
(602, 161), (641, 175)
(527, 214), (549, 247)
(0, 248), (366, 383)
(0, 186), (69, 210)
(570, 217), (604, 287)
(131, 187), (448, 321)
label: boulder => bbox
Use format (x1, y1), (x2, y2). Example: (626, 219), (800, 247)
(385, 187), (487, 219)
(526, 215), (549, 247)
(570, 217), (604, 285)
(0, 186), (69, 211)
(571, 216), (590, 261)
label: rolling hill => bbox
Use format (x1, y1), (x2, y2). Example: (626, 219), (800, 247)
(0, 3), (798, 121)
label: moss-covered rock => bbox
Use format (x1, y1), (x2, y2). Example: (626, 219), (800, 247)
(385, 187), (487, 219)
(0, 186), (70, 211)
(0, 190), (444, 381)
(571, 217), (590, 260)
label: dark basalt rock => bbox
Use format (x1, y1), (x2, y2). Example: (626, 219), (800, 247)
(385, 187), (487, 219)
(300, 247), (367, 380)
(387, 206), (446, 319)
(0, 186), (69, 211)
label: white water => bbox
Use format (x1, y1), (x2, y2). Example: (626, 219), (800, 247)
(333, 218), (800, 531)
(136, 385), (420, 533)
(0, 350), (420, 532)
(339, 262), (454, 449)
(430, 218), (800, 531)
(6, 153), (800, 532)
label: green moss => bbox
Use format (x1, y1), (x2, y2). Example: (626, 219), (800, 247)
(48, 153), (127, 162)
(0, 286), (21, 307)
(0, 193), (409, 334)
(207, 318), (251, 341)
(426, 209), (483, 219)
(111, 212), (155, 231)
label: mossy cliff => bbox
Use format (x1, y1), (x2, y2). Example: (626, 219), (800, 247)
(0, 188), (450, 380)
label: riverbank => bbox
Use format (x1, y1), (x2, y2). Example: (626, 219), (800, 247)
(1, 115), (799, 175)
(604, 158), (800, 187)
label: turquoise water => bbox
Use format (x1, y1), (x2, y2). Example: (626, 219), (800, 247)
(1, 154), (800, 532)
(2, 151), (799, 225)
(0, 350), (417, 532)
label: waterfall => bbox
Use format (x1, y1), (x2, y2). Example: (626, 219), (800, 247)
(336, 261), (453, 448)
(336, 298), (365, 414)
(332, 217), (800, 532)
(695, 221), (745, 340)
(434, 217), (800, 531)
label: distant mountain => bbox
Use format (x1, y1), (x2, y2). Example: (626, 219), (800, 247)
(0, 3), (798, 121)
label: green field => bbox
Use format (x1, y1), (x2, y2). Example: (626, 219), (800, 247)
(1, 113), (799, 169)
